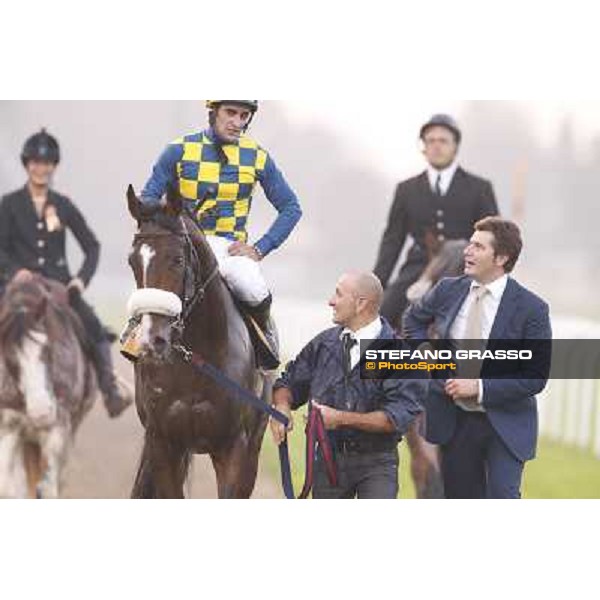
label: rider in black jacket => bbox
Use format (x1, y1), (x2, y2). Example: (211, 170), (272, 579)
(374, 115), (499, 328)
(0, 129), (131, 418)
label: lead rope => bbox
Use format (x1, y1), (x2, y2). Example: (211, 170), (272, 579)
(174, 345), (296, 499)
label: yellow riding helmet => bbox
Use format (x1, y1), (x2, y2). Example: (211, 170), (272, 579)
(206, 100), (259, 112)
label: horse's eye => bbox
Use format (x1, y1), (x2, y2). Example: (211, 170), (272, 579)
(172, 256), (184, 267)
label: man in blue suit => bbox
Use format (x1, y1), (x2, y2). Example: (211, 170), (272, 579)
(403, 217), (551, 499)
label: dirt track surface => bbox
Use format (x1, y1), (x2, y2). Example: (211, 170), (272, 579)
(62, 356), (281, 499)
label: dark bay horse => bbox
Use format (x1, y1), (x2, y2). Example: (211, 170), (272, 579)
(402, 235), (469, 499)
(0, 275), (96, 498)
(126, 187), (270, 499)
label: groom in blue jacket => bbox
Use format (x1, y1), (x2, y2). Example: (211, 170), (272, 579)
(403, 217), (551, 499)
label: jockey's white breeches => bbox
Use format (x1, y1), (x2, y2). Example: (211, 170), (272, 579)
(207, 236), (270, 306)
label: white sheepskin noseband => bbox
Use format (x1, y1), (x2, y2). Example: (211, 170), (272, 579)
(127, 288), (183, 318)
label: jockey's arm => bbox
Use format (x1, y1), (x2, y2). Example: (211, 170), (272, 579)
(64, 198), (101, 288)
(255, 154), (302, 258)
(141, 143), (184, 206)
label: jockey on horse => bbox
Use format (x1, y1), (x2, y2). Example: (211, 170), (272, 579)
(0, 129), (132, 418)
(122, 100), (302, 369)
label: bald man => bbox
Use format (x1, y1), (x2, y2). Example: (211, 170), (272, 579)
(271, 272), (428, 499)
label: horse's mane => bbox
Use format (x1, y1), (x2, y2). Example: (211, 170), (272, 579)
(138, 205), (218, 270)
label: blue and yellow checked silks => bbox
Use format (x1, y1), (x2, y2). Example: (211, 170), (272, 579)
(142, 127), (302, 257)
(175, 131), (267, 243)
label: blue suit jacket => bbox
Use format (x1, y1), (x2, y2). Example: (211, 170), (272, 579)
(403, 276), (552, 461)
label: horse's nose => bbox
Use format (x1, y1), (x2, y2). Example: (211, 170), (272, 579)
(153, 335), (168, 355)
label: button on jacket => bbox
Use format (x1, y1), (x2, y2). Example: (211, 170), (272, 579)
(0, 186), (100, 287)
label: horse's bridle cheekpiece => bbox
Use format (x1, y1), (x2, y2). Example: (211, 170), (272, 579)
(125, 214), (219, 347)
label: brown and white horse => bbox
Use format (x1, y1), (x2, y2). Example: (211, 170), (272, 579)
(0, 276), (96, 498)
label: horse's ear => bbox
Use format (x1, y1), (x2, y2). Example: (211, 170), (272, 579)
(127, 185), (141, 220)
(165, 185), (183, 216)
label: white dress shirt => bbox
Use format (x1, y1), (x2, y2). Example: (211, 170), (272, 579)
(450, 275), (509, 409)
(341, 317), (383, 371)
(427, 161), (459, 196)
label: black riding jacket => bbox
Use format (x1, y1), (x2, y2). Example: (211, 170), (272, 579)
(0, 186), (100, 287)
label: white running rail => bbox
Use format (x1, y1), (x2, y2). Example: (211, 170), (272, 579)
(540, 316), (600, 458)
(274, 300), (600, 459)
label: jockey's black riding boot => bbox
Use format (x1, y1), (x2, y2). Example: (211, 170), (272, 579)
(91, 340), (133, 419)
(242, 294), (280, 371)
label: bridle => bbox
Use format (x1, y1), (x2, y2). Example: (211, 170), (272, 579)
(176, 215), (220, 326)
(131, 213), (220, 341)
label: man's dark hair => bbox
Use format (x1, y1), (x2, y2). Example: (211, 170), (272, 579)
(474, 217), (523, 273)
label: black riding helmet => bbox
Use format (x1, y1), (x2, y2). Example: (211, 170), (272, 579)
(420, 114), (462, 145)
(21, 128), (60, 166)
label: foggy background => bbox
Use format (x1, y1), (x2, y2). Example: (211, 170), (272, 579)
(0, 100), (598, 323)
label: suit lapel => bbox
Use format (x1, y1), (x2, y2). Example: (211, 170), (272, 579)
(444, 167), (465, 202)
(442, 279), (472, 338)
(417, 171), (433, 198)
(488, 278), (520, 339)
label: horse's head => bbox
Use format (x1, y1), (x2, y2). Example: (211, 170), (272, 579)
(0, 275), (65, 383)
(0, 276), (52, 355)
(126, 186), (218, 362)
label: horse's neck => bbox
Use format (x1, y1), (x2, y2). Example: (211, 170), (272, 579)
(186, 236), (229, 361)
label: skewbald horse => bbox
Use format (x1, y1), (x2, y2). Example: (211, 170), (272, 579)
(0, 276), (96, 498)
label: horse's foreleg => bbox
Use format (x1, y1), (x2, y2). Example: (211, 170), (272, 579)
(132, 432), (189, 499)
(23, 442), (44, 499)
(212, 419), (267, 500)
(0, 416), (27, 499)
(37, 425), (70, 499)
